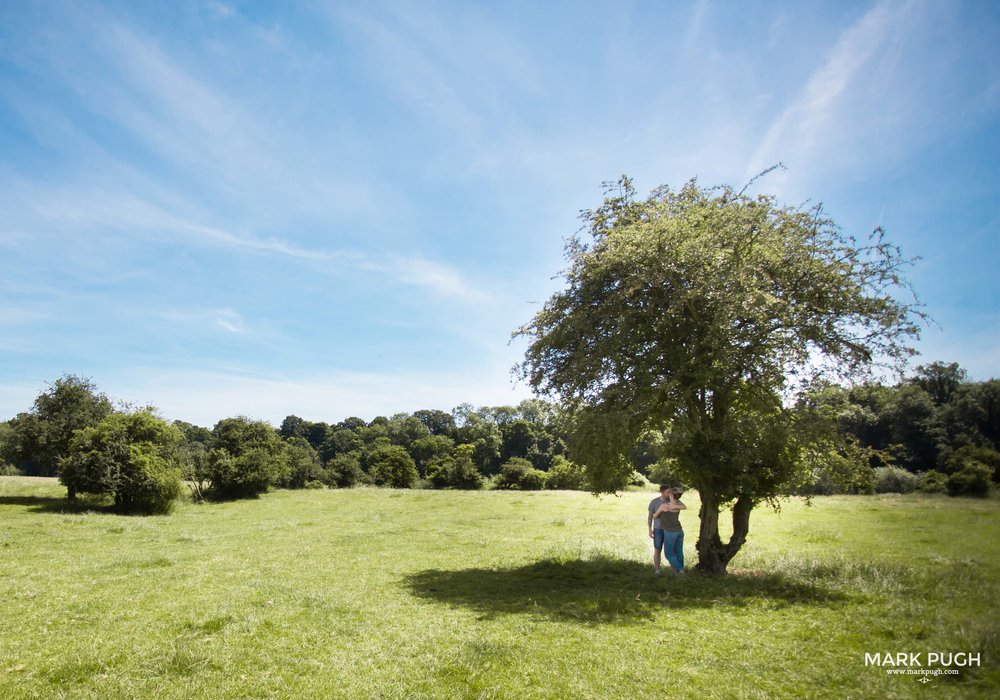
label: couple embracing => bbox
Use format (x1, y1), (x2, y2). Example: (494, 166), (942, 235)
(647, 485), (687, 575)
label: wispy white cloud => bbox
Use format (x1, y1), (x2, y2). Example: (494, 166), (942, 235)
(745, 0), (916, 187)
(390, 254), (492, 304)
(160, 307), (246, 335)
(1, 175), (490, 303)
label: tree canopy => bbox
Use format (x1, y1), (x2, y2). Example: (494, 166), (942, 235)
(516, 175), (926, 572)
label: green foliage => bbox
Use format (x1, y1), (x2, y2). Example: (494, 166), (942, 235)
(284, 438), (326, 489)
(59, 410), (183, 514)
(325, 453), (366, 488)
(494, 457), (547, 490)
(278, 415), (310, 440)
(410, 435), (455, 476)
(412, 409), (457, 437)
(320, 428), (362, 462)
(7, 375), (113, 476)
(365, 444), (418, 488)
(917, 470), (948, 494)
(873, 466), (918, 494)
(515, 176), (924, 571)
(426, 445), (483, 490)
(792, 438), (879, 496)
(627, 470), (651, 489)
(517, 177), (923, 495)
(946, 462), (992, 498)
(947, 446), (1000, 481)
(544, 455), (587, 490)
(206, 417), (289, 499)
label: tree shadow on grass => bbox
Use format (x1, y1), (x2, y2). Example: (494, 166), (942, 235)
(405, 555), (850, 624)
(0, 495), (109, 514)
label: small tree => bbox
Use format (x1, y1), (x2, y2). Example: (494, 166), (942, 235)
(544, 455), (588, 490)
(495, 457), (547, 490)
(284, 437), (326, 489)
(326, 452), (366, 487)
(947, 462), (992, 498)
(426, 444), (483, 489)
(365, 444), (418, 488)
(60, 410), (183, 514)
(206, 417), (289, 499)
(8, 375), (112, 479)
(516, 175), (924, 573)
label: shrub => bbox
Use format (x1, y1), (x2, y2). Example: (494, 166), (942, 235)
(627, 470), (651, 489)
(59, 411), (183, 514)
(946, 462), (992, 498)
(793, 443), (878, 496)
(917, 470), (948, 494)
(284, 438), (326, 489)
(206, 417), (289, 499)
(304, 479), (326, 490)
(426, 445), (483, 489)
(0, 463), (24, 476)
(947, 446), (1000, 483)
(325, 453), (366, 488)
(495, 457), (547, 490)
(365, 444), (418, 488)
(647, 458), (683, 488)
(545, 456), (588, 490)
(873, 466), (918, 494)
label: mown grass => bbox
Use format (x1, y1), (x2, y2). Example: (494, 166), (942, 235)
(1, 476), (998, 699)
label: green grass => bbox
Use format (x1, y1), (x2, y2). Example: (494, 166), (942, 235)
(1, 476), (998, 699)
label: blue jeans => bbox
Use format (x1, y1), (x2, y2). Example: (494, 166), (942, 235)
(653, 528), (684, 571)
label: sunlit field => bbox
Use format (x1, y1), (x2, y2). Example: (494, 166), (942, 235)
(1, 476), (997, 699)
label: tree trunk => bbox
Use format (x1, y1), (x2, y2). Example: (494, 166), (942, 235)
(695, 493), (753, 574)
(66, 485), (76, 501)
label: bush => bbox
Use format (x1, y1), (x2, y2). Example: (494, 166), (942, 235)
(873, 466), (918, 494)
(365, 444), (418, 488)
(627, 470), (651, 489)
(59, 411), (183, 514)
(426, 445), (483, 490)
(325, 453), (366, 488)
(647, 458), (683, 488)
(206, 417), (290, 499)
(545, 456), (588, 490)
(0, 463), (24, 476)
(946, 462), (992, 498)
(793, 443), (878, 496)
(304, 479), (326, 490)
(917, 470), (948, 494)
(284, 438), (326, 489)
(494, 457), (547, 490)
(947, 446), (1000, 483)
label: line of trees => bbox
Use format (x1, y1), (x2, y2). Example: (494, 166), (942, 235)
(792, 361), (999, 497)
(1, 365), (996, 515)
(0, 375), (593, 512)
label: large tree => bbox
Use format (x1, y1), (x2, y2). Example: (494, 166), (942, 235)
(515, 176), (924, 573)
(8, 375), (113, 478)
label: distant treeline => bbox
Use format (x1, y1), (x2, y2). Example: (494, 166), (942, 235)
(791, 361), (999, 496)
(0, 361), (996, 513)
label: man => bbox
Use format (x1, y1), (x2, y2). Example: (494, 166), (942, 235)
(647, 485), (687, 574)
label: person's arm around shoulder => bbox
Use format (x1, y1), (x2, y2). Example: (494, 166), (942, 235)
(656, 491), (683, 513)
(669, 491), (687, 510)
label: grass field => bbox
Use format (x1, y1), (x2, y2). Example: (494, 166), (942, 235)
(1, 476), (998, 699)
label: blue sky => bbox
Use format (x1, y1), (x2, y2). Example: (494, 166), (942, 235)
(1, 0), (998, 426)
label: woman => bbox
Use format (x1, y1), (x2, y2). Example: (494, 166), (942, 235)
(653, 487), (686, 574)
